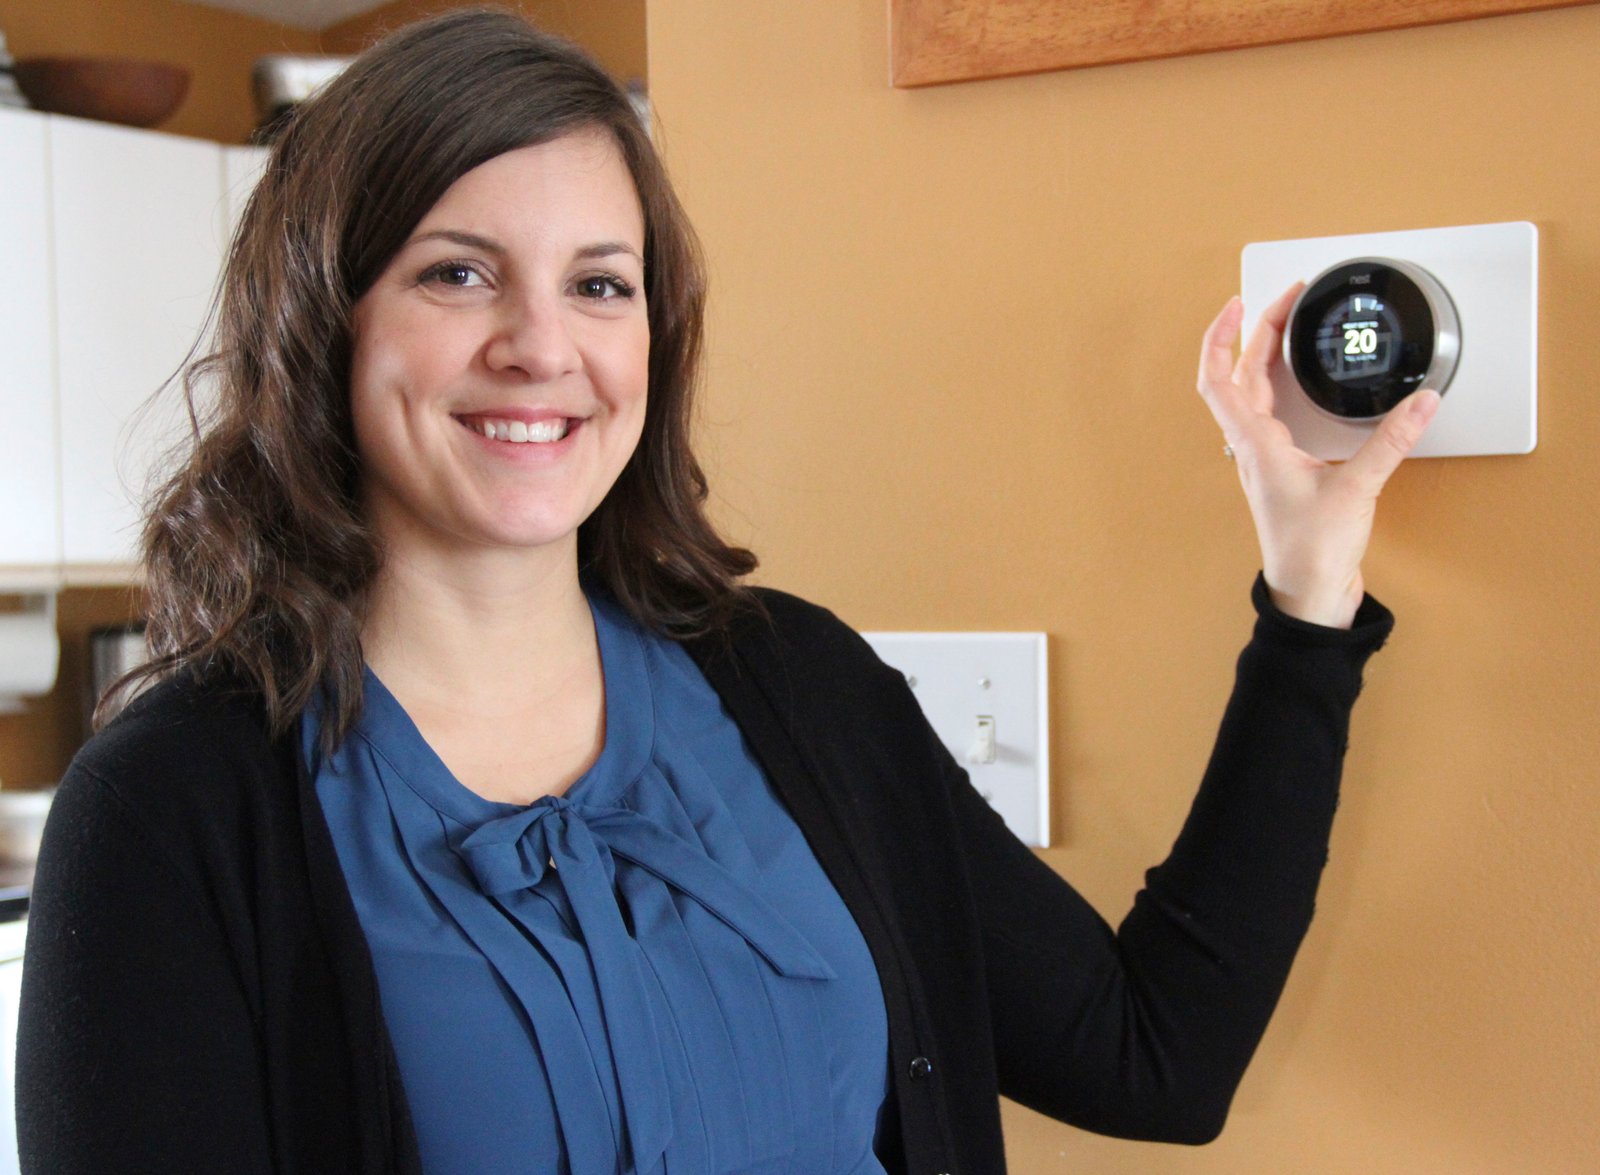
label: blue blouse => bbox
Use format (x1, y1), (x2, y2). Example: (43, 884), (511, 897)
(303, 594), (890, 1175)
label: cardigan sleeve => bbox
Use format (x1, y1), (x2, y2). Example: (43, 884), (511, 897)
(958, 575), (1393, 1143)
(16, 766), (276, 1175)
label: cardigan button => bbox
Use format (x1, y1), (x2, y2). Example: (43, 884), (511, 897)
(909, 1055), (934, 1080)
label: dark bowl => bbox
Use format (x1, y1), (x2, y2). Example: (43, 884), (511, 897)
(13, 57), (191, 129)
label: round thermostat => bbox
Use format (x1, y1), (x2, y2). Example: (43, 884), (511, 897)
(1284, 256), (1460, 420)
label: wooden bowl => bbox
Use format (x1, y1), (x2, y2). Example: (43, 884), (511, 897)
(13, 57), (191, 128)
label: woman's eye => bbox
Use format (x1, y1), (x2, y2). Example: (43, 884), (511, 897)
(421, 261), (487, 288)
(575, 274), (636, 301)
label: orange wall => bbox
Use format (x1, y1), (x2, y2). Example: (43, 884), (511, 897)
(647, 2), (1600, 1171)
(325, 0), (647, 82)
(0, 0), (320, 142)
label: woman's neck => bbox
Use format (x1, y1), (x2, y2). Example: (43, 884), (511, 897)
(358, 539), (609, 804)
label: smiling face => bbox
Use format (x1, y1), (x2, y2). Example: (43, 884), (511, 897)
(349, 130), (649, 570)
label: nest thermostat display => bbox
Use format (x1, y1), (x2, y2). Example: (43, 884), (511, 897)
(1285, 257), (1460, 420)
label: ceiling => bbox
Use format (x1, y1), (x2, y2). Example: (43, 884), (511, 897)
(176, 1), (393, 31)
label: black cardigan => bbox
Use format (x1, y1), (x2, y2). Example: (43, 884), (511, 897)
(16, 580), (1392, 1175)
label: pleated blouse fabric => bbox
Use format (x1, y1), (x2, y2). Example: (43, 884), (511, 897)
(303, 594), (891, 1175)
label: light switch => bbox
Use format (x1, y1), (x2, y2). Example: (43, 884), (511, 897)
(966, 716), (997, 766)
(861, 632), (1049, 847)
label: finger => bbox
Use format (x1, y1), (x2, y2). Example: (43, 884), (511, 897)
(1196, 296), (1262, 447)
(1342, 389), (1441, 491)
(1197, 295), (1244, 393)
(1232, 282), (1304, 404)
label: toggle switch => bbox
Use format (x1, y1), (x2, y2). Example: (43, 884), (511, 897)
(965, 716), (996, 765)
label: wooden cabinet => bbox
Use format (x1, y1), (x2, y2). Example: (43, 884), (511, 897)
(0, 109), (267, 580)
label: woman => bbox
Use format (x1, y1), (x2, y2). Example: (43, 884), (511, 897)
(16, 9), (1437, 1175)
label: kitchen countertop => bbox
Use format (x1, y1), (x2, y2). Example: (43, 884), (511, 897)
(0, 864), (31, 924)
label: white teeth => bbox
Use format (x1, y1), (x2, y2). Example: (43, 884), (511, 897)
(471, 416), (570, 444)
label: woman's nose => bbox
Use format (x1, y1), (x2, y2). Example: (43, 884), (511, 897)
(483, 293), (581, 380)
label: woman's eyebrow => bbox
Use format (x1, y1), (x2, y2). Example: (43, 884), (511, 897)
(404, 230), (641, 265)
(407, 228), (505, 253)
(576, 241), (644, 264)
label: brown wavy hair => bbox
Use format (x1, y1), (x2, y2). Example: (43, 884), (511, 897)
(123, 7), (755, 746)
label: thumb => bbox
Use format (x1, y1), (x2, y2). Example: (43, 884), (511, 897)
(1343, 389), (1441, 492)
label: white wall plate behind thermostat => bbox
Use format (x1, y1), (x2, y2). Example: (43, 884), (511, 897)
(1241, 221), (1537, 459)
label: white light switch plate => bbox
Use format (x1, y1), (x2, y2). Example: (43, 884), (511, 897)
(861, 632), (1049, 847)
(1241, 221), (1537, 459)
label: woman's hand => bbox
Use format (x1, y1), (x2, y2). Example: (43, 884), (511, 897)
(1196, 284), (1441, 629)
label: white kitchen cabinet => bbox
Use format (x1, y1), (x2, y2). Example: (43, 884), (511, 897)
(51, 116), (229, 570)
(224, 144), (270, 241)
(0, 109), (60, 576)
(0, 111), (267, 580)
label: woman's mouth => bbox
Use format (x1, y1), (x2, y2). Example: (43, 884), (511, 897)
(458, 415), (573, 444)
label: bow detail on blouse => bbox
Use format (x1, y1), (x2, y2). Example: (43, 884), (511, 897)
(456, 794), (835, 1173)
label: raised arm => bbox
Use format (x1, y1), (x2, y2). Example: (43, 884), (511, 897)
(966, 578), (1391, 1142)
(969, 289), (1429, 1139)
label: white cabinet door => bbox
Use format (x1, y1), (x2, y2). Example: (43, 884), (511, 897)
(0, 109), (61, 571)
(223, 144), (270, 243)
(50, 116), (225, 569)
